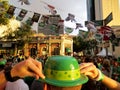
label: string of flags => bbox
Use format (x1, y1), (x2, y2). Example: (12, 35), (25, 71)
(18, 0), (30, 5)
(4, 4), (83, 30)
(0, 0), (84, 35)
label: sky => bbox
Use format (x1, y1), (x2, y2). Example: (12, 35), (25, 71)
(8, 0), (88, 35)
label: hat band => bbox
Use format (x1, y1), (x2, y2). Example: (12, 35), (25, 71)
(44, 68), (80, 81)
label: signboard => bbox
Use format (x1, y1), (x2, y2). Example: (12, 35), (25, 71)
(104, 12), (113, 25)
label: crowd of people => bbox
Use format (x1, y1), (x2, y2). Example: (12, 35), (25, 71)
(0, 53), (120, 90)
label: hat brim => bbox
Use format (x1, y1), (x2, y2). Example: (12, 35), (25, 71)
(39, 74), (88, 87)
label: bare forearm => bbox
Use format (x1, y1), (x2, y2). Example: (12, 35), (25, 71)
(102, 75), (120, 90)
(0, 70), (7, 87)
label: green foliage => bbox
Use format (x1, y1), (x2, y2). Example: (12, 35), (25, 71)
(73, 36), (97, 52)
(14, 23), (33, 40)
(3, 23), (34, 48)
(0, 1), (9, 25)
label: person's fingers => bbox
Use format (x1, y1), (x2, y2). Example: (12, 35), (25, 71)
(33, 61), (45, 79)
(80, 63), (94, 70)
(80, 63), (95, 73)
(80, 63), (98, 79)
(27, 59), (45, 79)
(30, 58), (45, 79)
(21, 70), (37, 78)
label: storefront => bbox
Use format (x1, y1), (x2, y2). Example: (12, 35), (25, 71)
(24, 34), (73, 57)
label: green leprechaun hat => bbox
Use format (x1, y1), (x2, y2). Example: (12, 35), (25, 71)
(39, 55), (88, 87)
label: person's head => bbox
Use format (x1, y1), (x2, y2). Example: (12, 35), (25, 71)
(46, 84), (82, 90)
(40, 55), (88, 90)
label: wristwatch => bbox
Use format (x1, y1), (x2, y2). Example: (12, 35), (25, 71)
(4, 66), (20, 82)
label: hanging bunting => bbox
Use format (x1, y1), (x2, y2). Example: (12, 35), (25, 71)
(32, 13), (41, 22)
(85, 21), (97, 33)
(7, 5), (16, 15)
(38, 15), (49, 28)
(46, 4), (57, 15)
(39, 22), (45, 28)
(94, 33), (103, 42)
(0, 2), (5, 13)
(79, 30), (85, 38)
(58, 19), (64, 26)
(64, 27), (73, 34)
(109, 32), (116, 41)
(6, 5), (16, 18)
(42, 15), (49, 25)
(18, 0), (30, 5)
(50, 24), (58, 32)
(26, 17), (33, 25)
(42, 1), (57, 15)
(16, 9), (27, 21)
(75, 23), (83, 30)
(0, 2), (5, 17)
(65, 13), (76, 22)
(99, 26), (112, 41)
(100, 26), (112, 34)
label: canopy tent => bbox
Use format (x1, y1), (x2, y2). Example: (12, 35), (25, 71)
(97, 48), (113, 56)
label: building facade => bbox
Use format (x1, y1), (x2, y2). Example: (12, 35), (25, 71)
(24, 34), (73, 57)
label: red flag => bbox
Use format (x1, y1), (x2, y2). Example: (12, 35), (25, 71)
(47, 4), (55, 10)
(103, 35), (109, 41)
(47, 4), (57, 15)
(58, 20), (64, 26)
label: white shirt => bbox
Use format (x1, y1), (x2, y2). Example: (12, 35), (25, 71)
(5, 79), (29, 90)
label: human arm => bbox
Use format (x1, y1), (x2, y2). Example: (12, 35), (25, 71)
(0, 57), (45, 86)
(80, 63), (120, 90)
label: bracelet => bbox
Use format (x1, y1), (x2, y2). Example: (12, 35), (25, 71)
(4, 66), (20, 82)
(94, 69), (104, 81)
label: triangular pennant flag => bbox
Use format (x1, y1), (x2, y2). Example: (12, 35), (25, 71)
(64, 27), (74, 34)
(39, 22), (45, 28)
(75, 23), (83, 29)
(47, 4), (57, 15)
(7, 5), (16, 15)
(43, 2), (57, 15)
(42, 15), (49, 25)
(0, 2), (6, 14)
(18, 0), (30, 5)
(32, 13), (41, 22)
(85, 21), (97, 33)
(103, 35), (109, 41)
(16, 9), (27, 21)
(50, 24), (58, 33)
(0, 3), (4, 17)
(58, 20), (64, 26)
(6, 5), (16, 18)
(26, 17), (33, 25)
(65, 13), (76, 22)
(47, 4), (55, 10)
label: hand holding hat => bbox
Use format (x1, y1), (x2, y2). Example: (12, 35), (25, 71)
(80, 63), (104, 81)
(39, 55), (88, 87)
(11, 57), (45, 79)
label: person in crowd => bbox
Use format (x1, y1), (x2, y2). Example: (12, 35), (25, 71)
(5, 79), (29, 90)
(0, 56), (120, 90)
(0, 57), (45, 90)
(0, 54), (7, 71)
(30, 55), (88, 90)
